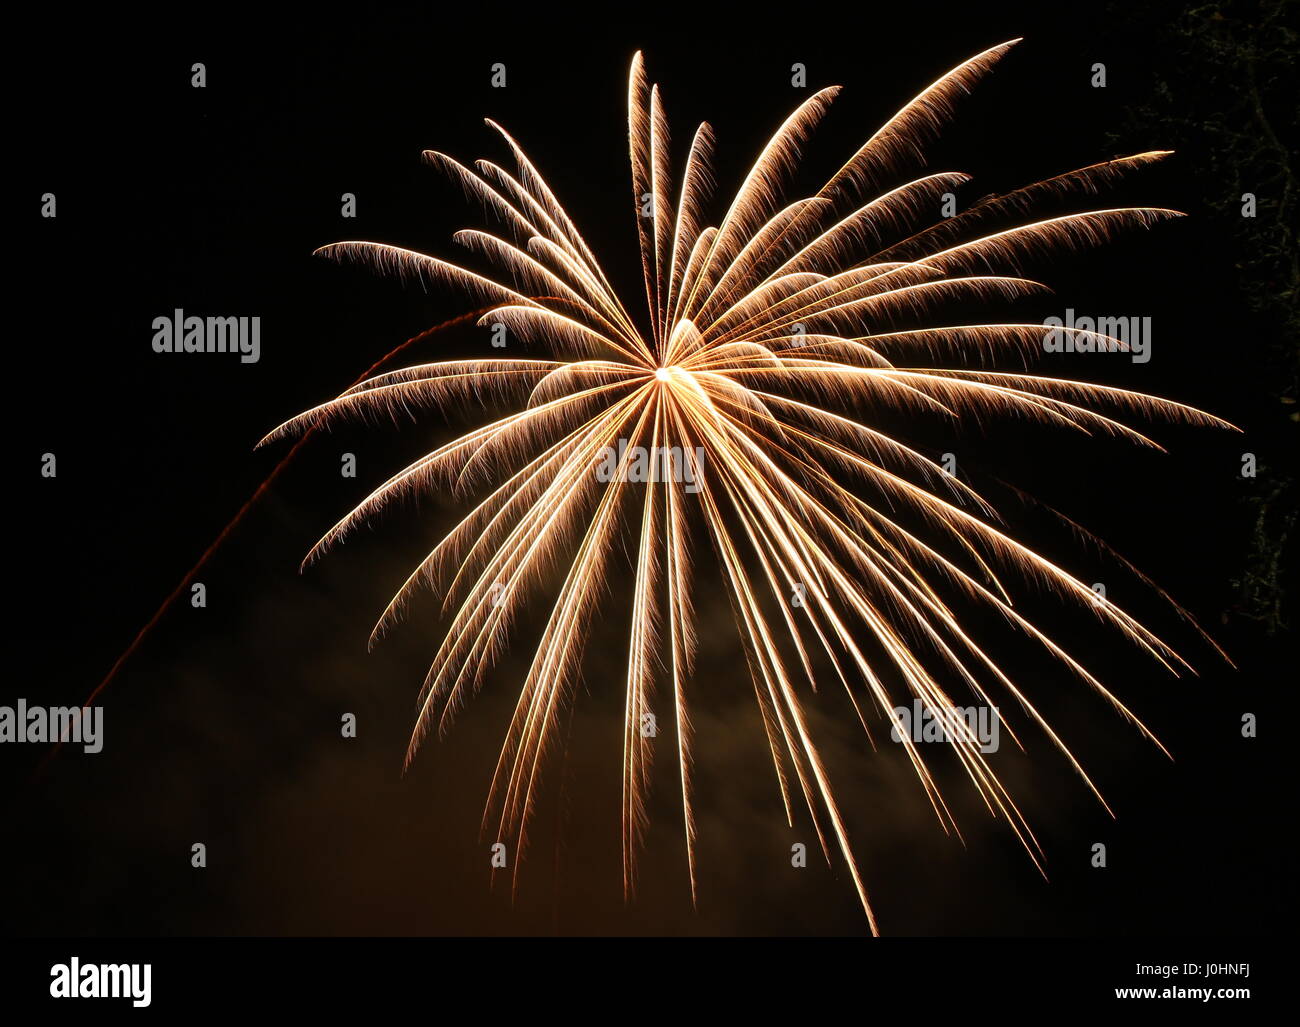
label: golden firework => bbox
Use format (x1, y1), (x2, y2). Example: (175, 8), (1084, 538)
(262, 42), (1233, 933)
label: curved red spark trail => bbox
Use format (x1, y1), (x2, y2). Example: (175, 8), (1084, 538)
(33, 305), (498, 778)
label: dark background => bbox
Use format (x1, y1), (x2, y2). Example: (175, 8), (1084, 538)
(5, 2), (1291, 937)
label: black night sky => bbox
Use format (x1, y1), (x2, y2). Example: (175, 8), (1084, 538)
(6, 1), (1291, 942)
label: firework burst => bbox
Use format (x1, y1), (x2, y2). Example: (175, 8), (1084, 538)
(262, 41), (1233, 933)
